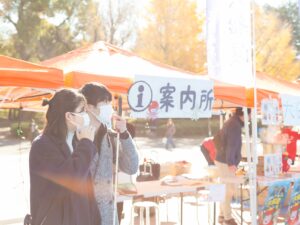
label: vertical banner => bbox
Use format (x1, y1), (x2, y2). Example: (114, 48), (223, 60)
(206, 0), (253, 86)
(128, 75), (214, 119)
(261, 99), (280, 125)
(281, 94), (300, 126)
(286, 179), (300, 225)
(259, 181), (290, 225)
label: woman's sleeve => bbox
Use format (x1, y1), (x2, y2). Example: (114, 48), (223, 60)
(30, 137), (97, 187)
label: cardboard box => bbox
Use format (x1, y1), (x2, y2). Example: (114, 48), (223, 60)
(256, 154), (282, 177)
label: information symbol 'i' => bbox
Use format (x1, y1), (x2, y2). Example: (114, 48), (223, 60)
(136, 85), (144, 107)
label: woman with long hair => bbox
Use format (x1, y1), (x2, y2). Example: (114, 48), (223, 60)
(29, 89), (100, 225)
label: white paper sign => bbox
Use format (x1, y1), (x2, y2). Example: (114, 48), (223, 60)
(264, 154), (282, 177)
(261, 99), (280, 125)
(207, 0), (253, 86)
(208, 184), (225, 202)
(128, 75), (214, 119)
(281, 94), (300, 126)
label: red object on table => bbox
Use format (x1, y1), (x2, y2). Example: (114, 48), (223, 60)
(282, 152), (291, 172)
(282, 128), (300, 162)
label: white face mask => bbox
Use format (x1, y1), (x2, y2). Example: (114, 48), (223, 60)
(81, 112), (91, 127)
(71, 112), (91, 131)
(95, 104), (114, 129)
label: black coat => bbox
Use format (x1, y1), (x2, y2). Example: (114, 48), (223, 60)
(29, 134), (100, 225)
(215, 114), (243, 166)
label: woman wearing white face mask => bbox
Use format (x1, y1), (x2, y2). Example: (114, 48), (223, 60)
(29, 89), (100, 225)
(80, 82), (139, 225)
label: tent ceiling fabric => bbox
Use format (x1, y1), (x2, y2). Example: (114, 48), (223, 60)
(43, 41), (250, 108)
(43, 41), (300, 109)
(256, 72), (300, 96)
(0, 55), (63, 88)
(42, 41), (198, 79)
(64, 72), (132, 93)
(0, 55), (64, 110)
(0, 87), (53, 102)
(1, 44), (299, 111)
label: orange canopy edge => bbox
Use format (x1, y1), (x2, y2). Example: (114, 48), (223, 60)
(0, 55), (64, 88)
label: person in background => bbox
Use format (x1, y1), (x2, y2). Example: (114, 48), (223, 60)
(80, 82), (139, 225)
(30, 119), (39, 142)
(215, 107), (251, 225)
(29, 89), (100, 225)
(165, 118), (176, 150)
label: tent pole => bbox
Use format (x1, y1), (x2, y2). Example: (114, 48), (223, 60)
(250, 0), (258, 223)
(113, 96), (122, 225)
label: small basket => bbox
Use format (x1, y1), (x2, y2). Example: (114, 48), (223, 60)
(174, 161), (192, 175)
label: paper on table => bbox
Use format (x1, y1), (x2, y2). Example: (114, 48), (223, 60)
(207, 184), (225, 202)
(161, 175), (204, 186)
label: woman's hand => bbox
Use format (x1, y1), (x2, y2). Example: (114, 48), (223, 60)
(113, 115), (127, 133)
(228, 165), (237, 173)
(76, 125), (95, 142)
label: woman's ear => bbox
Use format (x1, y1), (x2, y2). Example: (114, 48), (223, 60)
(65, 112), (73, 122)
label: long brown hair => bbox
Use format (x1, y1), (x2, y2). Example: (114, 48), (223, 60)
(42, 89), (85, 141)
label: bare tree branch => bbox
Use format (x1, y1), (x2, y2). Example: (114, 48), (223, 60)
(4, 15), (17, 28)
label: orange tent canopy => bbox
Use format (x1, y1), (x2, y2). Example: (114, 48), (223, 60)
(0, 55), (64, 110)
(234, 73), (300, 108)
(43, 41), (251, 108)
(43, 41), (300, 109)
(0, 55), (63, 88)
(256, 72), (300, 96)
(208, 72), (300, 108)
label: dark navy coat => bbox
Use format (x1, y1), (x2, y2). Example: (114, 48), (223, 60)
(29, 134), (100, 225)
(215, 114), (243, 166)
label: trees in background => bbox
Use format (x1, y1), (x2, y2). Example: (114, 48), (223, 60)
(266, 1), (300, 55)
(0, 0), (138, 61)
(0, 1), (299, 81)
(98, 0), (138, 49)
(0, 0), (85, 61)
(77, 0), (138, 49)
(135, 1), (300, 80)
(255, 6), (300, 80)
(135, 0), (206, 74)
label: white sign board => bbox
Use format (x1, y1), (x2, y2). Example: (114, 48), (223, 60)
(206, 0), (253, 86)
(264, 154), (282, 177)
(261, 98), (280, 125)
(128, 75), (214, 119)
(208, 184), (225, 202)
(281, 94), (300, 126)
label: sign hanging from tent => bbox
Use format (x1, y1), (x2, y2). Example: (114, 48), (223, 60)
(128, 75), (214, 119)
(261, 98), (280, 125)
(281, 94), (300, 126)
